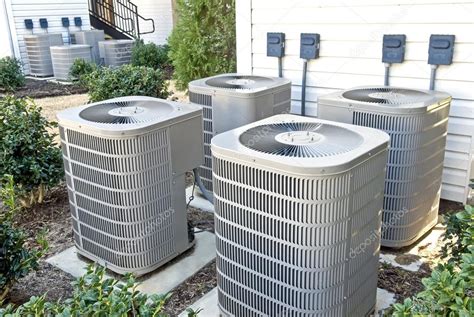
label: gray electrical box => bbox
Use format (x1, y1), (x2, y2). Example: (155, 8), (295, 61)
(267, 32), (285, 57)
(428, 34), (455, 65)
(300, 33), (320, 59)
(382, 34), (406, 63)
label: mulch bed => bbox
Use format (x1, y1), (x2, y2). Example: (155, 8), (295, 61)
(1, 78), (86, 99)
(378, 262), (432, 301)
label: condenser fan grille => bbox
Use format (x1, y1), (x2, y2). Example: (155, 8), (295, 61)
(79, 101), (174, 124)
(205, 75), (275, 90)
(342, 88), (431, 105)
(239, 122), (363, 158)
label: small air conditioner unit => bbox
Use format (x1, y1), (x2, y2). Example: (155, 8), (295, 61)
(318, 86), (451, 248)
(188, 74), (291, 195)
(70, 30), (105, 63)
(57, 96), (204, 275)
(212, 114), (389, 316)
(98, 40), (134, 66)
(24, 33), (63, 76)
(50, 45), (92, 81)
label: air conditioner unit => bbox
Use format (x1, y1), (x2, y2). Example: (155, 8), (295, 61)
(188, 74), (291, 196)
(318, 86), (451, 248)
(212, 114), (389, 316)
(24, 33), (63, 76)
(50, 45), (92, 81)
(98, 40), (134, 66)
(70, 30), (105, 63)
(57, 96), (204, 275)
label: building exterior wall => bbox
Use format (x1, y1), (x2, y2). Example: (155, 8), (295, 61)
(135, 0), (173, 45)
(5, 0), (91, 74)
(236, 0), (474, 203)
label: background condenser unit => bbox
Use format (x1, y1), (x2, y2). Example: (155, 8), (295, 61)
(57, 96), (204, 275)
(188, 74), (291, 196)
(212, 114), (390, 316)
(318, 87), (451, 248)
(99, 39), (134, 66)
(70, 30), (105, 63)
(24, 33), (63, 76)
(50, 45), (92, 81)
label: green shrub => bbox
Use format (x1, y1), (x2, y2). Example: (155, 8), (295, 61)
(168, 0), (236, 90)
(83, 64), (169, 102)
(0, 265), (176, 316)
(441, 205), (474, 263)
(0, 175), (48, 302)
(392, 248), (474, 316)
(0, 57), (25, 92)
(0, 96), (63, 205)
(391, 206), (474, 316)
(131, 40), (171, 71)
(69, 58), (98, 85)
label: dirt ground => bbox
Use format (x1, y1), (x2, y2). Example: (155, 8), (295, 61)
(1, 78), (87, 99)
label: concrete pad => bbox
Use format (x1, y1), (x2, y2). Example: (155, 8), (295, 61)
(137, 231), (215, 295)
(376, 287), (397, 313)
(178, 287), (219, 317)
(380, 222), (446, 271)
(46, 231), (216, 296)
(186, 186), (215, 213)
(178, 287), (396, 316)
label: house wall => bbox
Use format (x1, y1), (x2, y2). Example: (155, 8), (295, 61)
(0, 0), (14, 57)
(236, 0), (474, 203)
(134, 0), (173, 45)
(5, 0), (91, 74)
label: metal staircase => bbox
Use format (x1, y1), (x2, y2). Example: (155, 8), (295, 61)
(89, 0), (155, 39)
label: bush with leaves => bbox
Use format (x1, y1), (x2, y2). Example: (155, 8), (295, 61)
(131, 40), (171, 72)
(83, 64), (169, 102)
(0, 175), (48, 302)
(168, 0), (236, 90)
(0, 96), (63, 205)
(0, 265), (201, 316)
(69, 58), (98, 85)
(391, 206), (474, 316)
(0, 57), (25, 92)
(441, 205), (474, 263)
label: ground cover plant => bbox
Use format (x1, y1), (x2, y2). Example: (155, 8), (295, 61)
(391, 206), (474, 316)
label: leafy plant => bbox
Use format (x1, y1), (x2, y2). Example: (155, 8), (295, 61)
(441, 205), (474, 263)
(392, 247), (474, 316)
(82, 64), (169, 102)
(69, 58), (98, 85)
(0, 57), (25, 92)
(0, 265), (180, 316)
(0, 96), (63, 205)
(168, 0), (236, 90)
(131, 40), (171, 72)
(0, 175), (48, 302)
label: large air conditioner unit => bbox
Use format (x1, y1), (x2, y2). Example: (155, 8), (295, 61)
(70, 30), (105, 63)
(98, 40), (134, 66)
(24, 33), (63, 76)
(50, 45), (92, 81)
(318, 87), (451, 248)
(212, 114), (390, 316)
(57, 96), (204, 275)
(188, 74), (291, 195)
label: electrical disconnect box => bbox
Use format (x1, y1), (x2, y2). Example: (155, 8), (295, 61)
(428, 34), (455, 65)
(300, 33), (320, 59)
(62, 17), (70, 27)
(267, 32), (285, 57)
(39, 18), (48, 29)
(74, 17), (82, 27)
(24, 19), (33, 30)
(382, 34), (406, 63)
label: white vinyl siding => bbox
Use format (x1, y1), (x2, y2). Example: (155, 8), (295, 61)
(236, 0), (474, 203)
(134, 0), (173, 45)
(6, 0), (90, 75)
